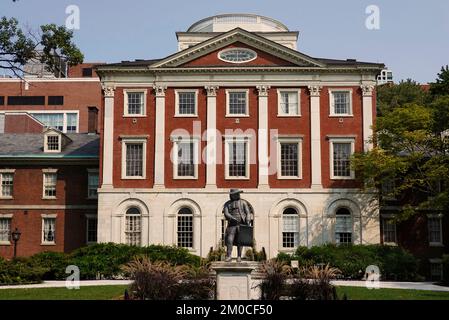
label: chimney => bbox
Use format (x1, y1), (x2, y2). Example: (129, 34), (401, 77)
(88, 107), (99, 134)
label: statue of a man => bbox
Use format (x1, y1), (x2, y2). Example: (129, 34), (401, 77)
(223, 189), (251, 262)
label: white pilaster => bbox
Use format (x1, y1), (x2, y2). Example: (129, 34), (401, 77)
(102, 86), (115, 188)
(153, 84), (167, 188)
(361, 84), (375, 152)
(205, 86), (219, 188)
(308, 85), (322, 189)
(256, 85), (270, 188)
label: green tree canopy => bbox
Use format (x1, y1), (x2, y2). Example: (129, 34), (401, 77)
(0, 16), (83, 77)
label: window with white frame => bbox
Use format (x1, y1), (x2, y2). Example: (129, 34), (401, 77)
(125, 91), (146, 116)
(0, 172), (14, 198)
(330, 90), (352, 116)
(176, 91), (197, 116)
(42, 217), (56, 244)
(125, 207), (141, 246)
(122, 140), (146, 179)
(87, 170), (99, 198)
(43, 172), (57, 198)
(45, 134), (61, 152)
(278, 90), (299, 116)
(31, 113), (78, 133)
(330, 139), (355, 179)
(227, 91), (248, 116)
(428, 216), (443, 245)
(278, 138), (302, 179)
(382, 218), (397, 244)
(86, 216), (97, 244)
(0, 218), (11, 243)
(177, 207), (193, 248)
(335, 208), (352, 245)
(173, 138), (198, 179)
(430, 261), (443, 282)
(282, 208), (300, 248)
(225, 137), (249, 179)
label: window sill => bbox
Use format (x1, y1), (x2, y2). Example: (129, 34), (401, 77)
(277, 176), (302, 180)
(225, 114), (250, 118)
(123, 114), (147, 118)
(0, 196), (13, 200)
(383, 242), (398, 246)
(0, 241), (11, 246)
(41, 243), (56, 246)
(225, 177), (250, 180)
(42, 197), (57, 200)
(174, 114), (198, 118)
(121, 176), (146, 180)
(330, 177), (355, 180)
(329, 114), (353, 118)
(429, 243), (444, 247)
(277, 114), (301, 118)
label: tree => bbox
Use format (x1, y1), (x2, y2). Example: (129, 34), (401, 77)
(0, 16), (83, 77)
(352, 69), (449, 220)
(430, 65), (449, 97)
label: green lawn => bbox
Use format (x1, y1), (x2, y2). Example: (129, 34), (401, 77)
(1, 285), (449, 300)
(337, 286), (449, 300)
(0, 285), (129, 300)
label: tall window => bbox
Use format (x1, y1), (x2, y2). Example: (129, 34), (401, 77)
(227, 91), (248, 115)
(125, 208), (141, 246)
(177, 207), (193, 248)
(331, 141), (354, 179)
(330, 91), (351, 115)
(279, 141), (300, 178)
(382, 218), (397, 244)
(0, 173), (14, 198)
(126, 143), (143, 177)
(177, 91), (196, 116)
(226, 139), (249, 178)
(175, 140), (196, 178)
(0, 218), (11, 243)
(126, 92), (145, 115)
(43, 172), (57, 198)
(278, 91), (299, 116)
(282, 208), (299, 248)
(335, 208), (352, 245)
(88, 171), (99, 198)
(428, 217), (442, 245)
(66, 113), (78, 132)
(42, 217), (56, 244)
(86, 216), (97, 244)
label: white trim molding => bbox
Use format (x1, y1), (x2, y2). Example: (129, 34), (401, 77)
(329, 137), (355, 180)
(174, 89), (199, 117)
(329, 88), (353, 117)
(224, 135), (251, 180)
(170, 135), (201, 180)
(275, 136), (303, 180)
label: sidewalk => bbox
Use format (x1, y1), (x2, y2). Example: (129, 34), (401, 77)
(1, 279), (448, 292)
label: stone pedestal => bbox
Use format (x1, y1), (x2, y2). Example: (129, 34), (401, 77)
(211, 261), (262, 300)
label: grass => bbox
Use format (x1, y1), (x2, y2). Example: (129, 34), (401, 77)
(1, 285), (449, 300)
(0, 285), (128, 300)
(337, 286), (449, 300)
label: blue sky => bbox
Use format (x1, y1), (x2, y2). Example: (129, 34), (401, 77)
(2, 0), (448, 83)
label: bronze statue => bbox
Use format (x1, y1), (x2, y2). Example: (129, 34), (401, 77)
(223, 189), (251, 262)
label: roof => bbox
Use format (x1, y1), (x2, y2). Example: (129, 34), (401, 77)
(0, 133), (99, 159)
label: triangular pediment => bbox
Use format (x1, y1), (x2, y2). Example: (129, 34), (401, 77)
(151, 28), (325, 69)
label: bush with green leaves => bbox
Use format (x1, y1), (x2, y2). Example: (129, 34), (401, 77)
(276, 244), (420, 281)
(0, 258), (48, 285)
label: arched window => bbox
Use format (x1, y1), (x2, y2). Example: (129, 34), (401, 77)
(335, 208), (352, 245)
(177, 207), (193, 248)
(282, 207), (299, 248)
(125, 207), (141, 246)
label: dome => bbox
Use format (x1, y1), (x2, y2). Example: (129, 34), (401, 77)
(187, 14), (289, 33)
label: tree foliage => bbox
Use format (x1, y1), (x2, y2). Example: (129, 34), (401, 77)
(352, 68), (449, 219)
(0, 16), (83, 77)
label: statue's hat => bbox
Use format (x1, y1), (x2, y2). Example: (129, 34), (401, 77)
(230, 188), (243, 195)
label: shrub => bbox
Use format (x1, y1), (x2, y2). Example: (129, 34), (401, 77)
(442, 254), (449, 285)
(257, 260), (291, 300)
(28, 252), (69, 280)
(288, 265), (340, 300)
(0, 259), (47, 285)
(245, 247), (267, 262)
(276, 244), (420, 281)
(206, 246), (226, 263)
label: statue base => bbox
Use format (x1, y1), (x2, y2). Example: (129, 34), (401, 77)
(210, 261), (263, 300)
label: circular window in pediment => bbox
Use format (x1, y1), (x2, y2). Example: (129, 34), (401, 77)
(218, 48), (257, 63)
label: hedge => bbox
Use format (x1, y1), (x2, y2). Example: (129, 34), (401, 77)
(276, 244), (421, 281)
(0, 243), (202, 284)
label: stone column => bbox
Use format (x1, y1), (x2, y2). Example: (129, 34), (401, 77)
(205, 86), (219, 188)
(102, 85), (115, 188)
(153, 84), (167, 188)
(308, 85), (322, 189)
(361, 84), (375, 152)
(256, 85), (270, 188)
